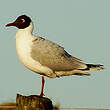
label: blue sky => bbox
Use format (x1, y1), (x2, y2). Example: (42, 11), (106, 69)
(0, 0), (110, 108)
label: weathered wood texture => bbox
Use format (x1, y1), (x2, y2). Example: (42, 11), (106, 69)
(16, 94), (53, 110)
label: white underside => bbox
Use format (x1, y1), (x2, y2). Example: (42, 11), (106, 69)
(15, 24), (57, 78)
(15, 22), (90, 78)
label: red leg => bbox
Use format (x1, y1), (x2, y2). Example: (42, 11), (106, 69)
(40, 76), (45, 97)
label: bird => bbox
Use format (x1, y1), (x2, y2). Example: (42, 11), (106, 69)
(6, 15), (104, 97)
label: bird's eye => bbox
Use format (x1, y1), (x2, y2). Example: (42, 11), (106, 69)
(21, 19), (25, 23)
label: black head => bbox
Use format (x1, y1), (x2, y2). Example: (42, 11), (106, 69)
(6, 15), (31, 29)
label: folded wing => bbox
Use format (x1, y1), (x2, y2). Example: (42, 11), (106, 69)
(31, 36), (87, 71)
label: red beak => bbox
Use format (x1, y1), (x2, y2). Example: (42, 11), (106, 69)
(6, 22), (15, 27)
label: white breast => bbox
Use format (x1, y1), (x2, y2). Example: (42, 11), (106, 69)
(15, 32), (37, 71)
(15, 29), (55, 78)
(16, 33), (32, 66)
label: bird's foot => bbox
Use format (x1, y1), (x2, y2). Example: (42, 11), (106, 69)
(40, 93), (45, 97)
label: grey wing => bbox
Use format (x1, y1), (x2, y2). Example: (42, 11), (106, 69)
(31, 36), (87, 71)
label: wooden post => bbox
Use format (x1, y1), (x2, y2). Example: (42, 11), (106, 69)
(16, 94), (53, 110)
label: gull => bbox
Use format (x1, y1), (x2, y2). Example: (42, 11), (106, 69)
(6, 15), (104, 96)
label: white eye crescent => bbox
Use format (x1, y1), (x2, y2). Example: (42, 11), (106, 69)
(21, 19), (25, 23)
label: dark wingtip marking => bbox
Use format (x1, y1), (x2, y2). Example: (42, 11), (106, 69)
(85, 64), (104, 70)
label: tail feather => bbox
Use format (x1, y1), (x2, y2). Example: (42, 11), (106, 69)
(85, 64), (104, 71)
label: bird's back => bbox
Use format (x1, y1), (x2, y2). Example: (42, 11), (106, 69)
(31, 36), (87, 71)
